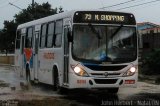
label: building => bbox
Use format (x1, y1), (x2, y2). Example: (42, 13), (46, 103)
(138, 22), (160, 35)
(137, 22), (160, 56)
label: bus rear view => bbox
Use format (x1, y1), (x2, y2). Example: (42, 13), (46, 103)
(69, 11), (138, 93)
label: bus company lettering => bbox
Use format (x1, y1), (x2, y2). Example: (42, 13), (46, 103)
(85, 14), (125, 22)
(43, 52), (54, 59)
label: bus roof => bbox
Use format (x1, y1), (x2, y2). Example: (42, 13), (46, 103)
(17, 9), (135, 29)
(17, 10), (75, 29)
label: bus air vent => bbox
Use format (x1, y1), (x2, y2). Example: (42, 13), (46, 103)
(84, 65), (127, 71)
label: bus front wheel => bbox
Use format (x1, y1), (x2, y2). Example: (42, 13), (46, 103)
(53, 67), (60, 91)
(53, 67), (68, 94)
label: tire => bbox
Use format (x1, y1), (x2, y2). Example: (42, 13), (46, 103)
(53, 66), (68, 94)
(53, 67), (59, 91)
(107, 88), (119, 94)
(59, 87), (68, 94)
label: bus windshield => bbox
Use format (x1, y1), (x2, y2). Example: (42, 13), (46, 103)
(72, 25), (137, 64)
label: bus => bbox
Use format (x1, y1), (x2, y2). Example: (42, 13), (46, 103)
(15, 10), (138, 93)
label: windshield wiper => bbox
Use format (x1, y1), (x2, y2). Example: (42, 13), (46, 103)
(88, 23), (102, 39)
(88, 23), (102, 47)
(110, 25), (123, 39)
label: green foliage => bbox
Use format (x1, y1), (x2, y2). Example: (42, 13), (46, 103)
(0, 2), (63, 53)
(14, 2), (58, 24)
(0, 20), (17, 53)
(141, 49), (160, 75)
(155, 77), (160, 84)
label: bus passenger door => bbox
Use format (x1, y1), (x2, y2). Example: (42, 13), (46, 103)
(33, 25), (41, 81)
(63, 27), (70, 84)
(20, 28), (26, 77)
(15, 30), (21, 74)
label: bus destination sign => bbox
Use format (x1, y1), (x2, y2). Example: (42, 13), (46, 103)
(84, 14), (125, 22)
(73, 11), (136, 25)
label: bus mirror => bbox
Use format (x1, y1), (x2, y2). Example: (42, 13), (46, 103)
(67, 30), (73, 42)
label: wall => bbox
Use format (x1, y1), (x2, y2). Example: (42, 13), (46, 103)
(0, 54), (14, 65)
(142, 33), (160, 49)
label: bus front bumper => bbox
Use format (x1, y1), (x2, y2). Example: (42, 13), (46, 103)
(68, 72), (138, 89)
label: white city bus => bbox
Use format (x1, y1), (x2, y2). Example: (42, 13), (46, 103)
(15, 10), (138, 93)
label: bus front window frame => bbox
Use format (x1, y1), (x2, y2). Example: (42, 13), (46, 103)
(72, 24), (137, 64)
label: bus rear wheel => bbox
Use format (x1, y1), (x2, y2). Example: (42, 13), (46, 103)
(53, 71), (59, 91)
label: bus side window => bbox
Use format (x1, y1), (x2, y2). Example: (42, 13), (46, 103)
(16, 30), (21, 49)
(25, 38), (31, 48)
(47, 22), (55, 48)
(25, 27), (33, 48)
(40, 24), (47, 48)
(54, 20), (63, 47)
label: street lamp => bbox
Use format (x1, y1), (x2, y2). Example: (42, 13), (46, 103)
(9, 2), (23, 10)
(9, 2), (34, 20)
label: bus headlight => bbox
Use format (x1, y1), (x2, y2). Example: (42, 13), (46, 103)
(73, 66), (89, 77)
(123, 66), (137, 77)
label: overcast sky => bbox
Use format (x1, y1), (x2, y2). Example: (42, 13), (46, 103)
(0, 0), (160, 28)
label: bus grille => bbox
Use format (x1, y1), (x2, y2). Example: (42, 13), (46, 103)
(84, 65), (127, 71)
(91, 73), (121, 76)
(94, 79), (117, 84)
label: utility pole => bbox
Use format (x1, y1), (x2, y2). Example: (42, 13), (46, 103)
(32, 0), (34, 9)
(31, 0), (35, 20)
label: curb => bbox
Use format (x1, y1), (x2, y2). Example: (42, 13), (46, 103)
(0, 64), (12, 67)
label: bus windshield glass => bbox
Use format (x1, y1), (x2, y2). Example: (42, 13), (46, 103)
(72, 25), (137, 64)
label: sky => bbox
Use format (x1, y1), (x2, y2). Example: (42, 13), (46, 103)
(0, 0), (160, 28)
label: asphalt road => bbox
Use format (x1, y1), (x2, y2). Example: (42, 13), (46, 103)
(0, 65), (159, 106)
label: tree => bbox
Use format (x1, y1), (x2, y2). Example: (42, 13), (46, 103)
(59, 6), (64, 13)
(0, 20), (17, 54)
(141, 49), (160, 75)
(0, 2), (63, 54)
(14, 2), (58, 24)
